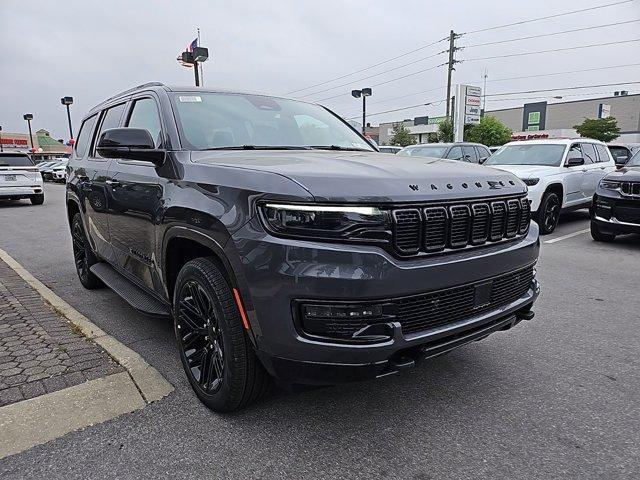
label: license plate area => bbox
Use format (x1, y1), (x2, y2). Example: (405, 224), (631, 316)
(473, 280), (493, 309)
(2, 174), (17, 181)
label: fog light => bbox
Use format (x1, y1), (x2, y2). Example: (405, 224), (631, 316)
(303, 304), (383, 319)
(298, 302), (392, 342)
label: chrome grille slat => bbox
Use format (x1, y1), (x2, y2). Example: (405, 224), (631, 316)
(391, 196), (529, 256)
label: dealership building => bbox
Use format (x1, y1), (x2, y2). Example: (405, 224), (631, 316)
(0, 129), (71, 161)
(378, 93), (640, 145)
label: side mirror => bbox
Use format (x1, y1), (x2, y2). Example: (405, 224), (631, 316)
(614, 155), (629, 166)
(565, 157), (585, 167)
(96, 128), (165, 166)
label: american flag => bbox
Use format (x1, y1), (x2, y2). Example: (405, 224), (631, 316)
(177, 38), (198, 68)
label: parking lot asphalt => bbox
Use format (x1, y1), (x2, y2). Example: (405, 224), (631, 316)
(0, 183), (639, 479)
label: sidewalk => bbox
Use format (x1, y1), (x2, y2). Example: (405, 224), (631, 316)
(0, 250), (173, 459)
(0, 259), (122, 406)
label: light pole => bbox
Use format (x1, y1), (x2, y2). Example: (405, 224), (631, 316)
(23, 114), (34, 150)
(61, 96), (74, 140)
(179, 47), (209, 86)
(0, 126), (3, 153)
(351, 88), (372, 135)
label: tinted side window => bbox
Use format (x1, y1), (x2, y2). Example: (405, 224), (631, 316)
(126, 98), (163, 148)
(581, 143), (597, 164)
(446, 146), (463, 160)
(607, 146), (628, 163)
(462, 146), (478, 163)
(476, 146), (491, 160)
(567, 144), (582, 162)
(74, 114), (98, 159)
(92, 103), (126, 158)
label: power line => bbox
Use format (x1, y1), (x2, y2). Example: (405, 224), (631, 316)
(463, 19), (640, 48)
(463, 0), (635, 35)
(484, 81), (640, 97)
(315, 63), (445, 103)
(345, 99), (446, 120)
(463, 38), (640, 62)
(298, 50), (445, 99)
(284, 36), (447, 95)
(485, 91), (635, 103)
(483, 62), (640, 84)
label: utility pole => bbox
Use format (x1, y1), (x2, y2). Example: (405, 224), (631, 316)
(482, 69), (488, 115)
(445, 30), (460, 120)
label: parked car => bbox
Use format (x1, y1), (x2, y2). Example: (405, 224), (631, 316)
(399, 142), (492, 164)
(607, 143), (640, 169)
(591, 149), (640, 241)
(37, 160), (58, 172)
(51, 163), (68, 183)
(0, 151), (45, 204)
(378, 146), (402, 154)
(41, 160), (66, 181)
(485, 139), (615, 234)
(67, 83), (540, 412)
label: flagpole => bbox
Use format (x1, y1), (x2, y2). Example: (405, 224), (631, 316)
(197, 27), (204, 86)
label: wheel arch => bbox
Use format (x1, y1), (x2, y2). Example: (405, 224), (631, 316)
(544, 182), (564, 207)
(66, 198), (81, 227)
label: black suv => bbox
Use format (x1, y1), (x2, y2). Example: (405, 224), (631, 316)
(66, 83), (540, 412)
(591, 149), (640, 241)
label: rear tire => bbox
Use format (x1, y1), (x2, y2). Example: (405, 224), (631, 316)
(535, 192), (561, 235)
(30, 193), (44, 205)
(590, 219), (616, 242)
(173, 258), (270, 412)
(71, 213), (103, 289)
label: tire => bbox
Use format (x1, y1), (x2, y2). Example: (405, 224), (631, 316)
(173, 258), (270, 412)
(535, 191), (561, 235)
(30, 193), (44, 205)
(590, 219), (616, 242)
(71, 213), (103, 289)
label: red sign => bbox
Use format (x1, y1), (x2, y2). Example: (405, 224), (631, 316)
(1, 138), (29, 146)
(511, 133), (549, 141)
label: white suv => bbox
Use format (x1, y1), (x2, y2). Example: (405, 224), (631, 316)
(485, 139), (615, 234)
(0, 152), (45, 205)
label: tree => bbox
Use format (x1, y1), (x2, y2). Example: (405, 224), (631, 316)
(389, 123), (416, 147)
(465, 116), (512, 146)
(437, 119), (453, 143)
(573, 117), (620, 142)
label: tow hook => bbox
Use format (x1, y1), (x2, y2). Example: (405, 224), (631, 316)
(516, 309), (535, 321)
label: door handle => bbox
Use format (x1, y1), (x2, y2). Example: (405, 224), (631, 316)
(105, 180), (121, 188)
(581, 169), (588, 172)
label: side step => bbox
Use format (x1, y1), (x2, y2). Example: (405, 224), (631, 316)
(90, 263), (170, 317)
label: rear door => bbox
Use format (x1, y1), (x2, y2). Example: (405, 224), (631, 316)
(462, 145), (479, 163)
(580, 142), (601, 200)
(446, 146), (463, 161)
(107, 95), (165, 294)
(82, 103), (126, 260)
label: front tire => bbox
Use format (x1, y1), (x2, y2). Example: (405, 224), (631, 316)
(30, 193), (44, 205)
(590, 219), (616, 242)
(173, 258), (270, 412)
(535, 192), (561, 234)
(71, 213), (103, 289)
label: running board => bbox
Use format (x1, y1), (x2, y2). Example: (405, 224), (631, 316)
(90, 263), (170, 317)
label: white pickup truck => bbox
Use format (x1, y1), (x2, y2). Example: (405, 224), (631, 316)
(0, 152), (45, 204)
(485, 139), (615, 234)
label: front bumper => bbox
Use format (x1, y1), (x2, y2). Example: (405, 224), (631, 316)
(592, 192), (640, 235)
(0, 184), (43, 198)
(230, 218), (541, 384)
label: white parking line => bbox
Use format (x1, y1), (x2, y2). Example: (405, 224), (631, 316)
(544, 228), (590, 244)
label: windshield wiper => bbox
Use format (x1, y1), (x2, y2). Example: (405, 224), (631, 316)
(310, 145), (371, 152)
(202, 145), (311, 151)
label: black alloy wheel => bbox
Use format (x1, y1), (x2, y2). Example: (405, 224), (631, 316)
(536, 192), (561, 234)
(173, 258), (270, 412)
(176, 280), (225, 394)
(71, 213), (102, 289)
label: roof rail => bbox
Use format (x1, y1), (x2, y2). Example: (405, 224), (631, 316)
(93, 82), (166, 110)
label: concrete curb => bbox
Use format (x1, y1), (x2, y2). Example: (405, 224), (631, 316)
(0, 247), (174, 457)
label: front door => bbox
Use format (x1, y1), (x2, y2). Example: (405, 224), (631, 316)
(107, 96), (165, 294)
(563, 143), (587, 207)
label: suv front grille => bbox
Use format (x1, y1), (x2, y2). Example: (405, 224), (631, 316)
(396, 265), (535, 334)
(620, 182), (640, 197)
(392, 196), (530, 256)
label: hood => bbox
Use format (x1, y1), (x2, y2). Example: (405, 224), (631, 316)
(604, 165), (640, 182)
(488, 164), (558, 180)
(191, 150), (526, 203)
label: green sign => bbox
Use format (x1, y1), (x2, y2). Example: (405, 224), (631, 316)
(427, 116), (446, 125)
(528, 111), (540, 125)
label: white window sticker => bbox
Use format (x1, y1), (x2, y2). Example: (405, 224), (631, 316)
(178, 96), (202, 103)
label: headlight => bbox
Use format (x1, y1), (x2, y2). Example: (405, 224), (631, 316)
(521, 178), (539, 186)
(259, 203), (391, 240)
(599, 179), (621, 191)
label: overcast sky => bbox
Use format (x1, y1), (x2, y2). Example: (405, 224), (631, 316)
(1, 0), (639, 139)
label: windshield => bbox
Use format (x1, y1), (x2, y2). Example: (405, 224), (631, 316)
(0, 153), (34, 167)
(398, 146), (448, 158)
(485, 144), (566, 167)
(170, 93), (374, 152)
(627, 150), (640, 167)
